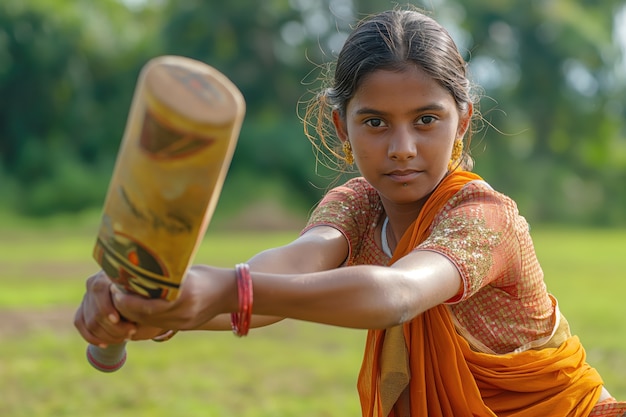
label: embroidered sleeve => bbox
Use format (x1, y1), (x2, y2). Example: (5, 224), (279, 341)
(301, 178), (382, 262)
(417, 182), (522, 303)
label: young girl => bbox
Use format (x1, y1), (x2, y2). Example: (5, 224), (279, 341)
(75, 7), (626, 417)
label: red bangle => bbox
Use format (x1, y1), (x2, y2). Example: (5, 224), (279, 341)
(231, 263), (253, 337)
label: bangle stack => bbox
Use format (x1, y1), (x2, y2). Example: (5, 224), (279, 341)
(231, 263), (253, 337)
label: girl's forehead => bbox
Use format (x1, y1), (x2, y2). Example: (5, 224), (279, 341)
(350, 67), (454, 109)
(358, 66), (432, 86)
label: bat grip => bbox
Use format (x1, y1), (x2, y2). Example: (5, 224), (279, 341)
(87, 342), (127, 372)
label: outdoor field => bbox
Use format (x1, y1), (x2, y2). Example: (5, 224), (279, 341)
(0, 213), (624, 416)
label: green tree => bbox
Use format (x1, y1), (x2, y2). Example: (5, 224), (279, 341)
(154, 0), (358, 210)
(0, 0), (160, 214)
(448, 0), (626, 224)
(1, 0), (624, 225)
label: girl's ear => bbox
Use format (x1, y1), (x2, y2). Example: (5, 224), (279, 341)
(332, 109), (349, 143)
(457, 103), (473, 139)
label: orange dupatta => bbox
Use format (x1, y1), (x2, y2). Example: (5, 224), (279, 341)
(357, 171), (604, 417)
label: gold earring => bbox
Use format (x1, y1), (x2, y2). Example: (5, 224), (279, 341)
(342, 141), (354, 165)
(448, 139), (463, 171)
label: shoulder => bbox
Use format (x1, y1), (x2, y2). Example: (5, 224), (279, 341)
(446, 179), (517, 212)
(303, 177), (384, 262)
(429, 179), (524, 254)
(421, 179), (531, 301)
(434, 179), (522, 234)
(318, 177), (379, 204)
(308, 177), (382, 220)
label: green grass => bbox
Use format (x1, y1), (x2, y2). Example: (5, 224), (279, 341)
(0, 219), (624, 416)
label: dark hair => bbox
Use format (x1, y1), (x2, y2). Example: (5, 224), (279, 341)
(303, 7), (477, 171)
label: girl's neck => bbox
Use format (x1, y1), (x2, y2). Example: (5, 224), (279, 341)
(379, 182), (439, 245)
(380, 204), (422, 253)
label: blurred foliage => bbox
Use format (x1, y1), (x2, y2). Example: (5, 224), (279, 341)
(454, 0), (626, 225)
(0, 0), (625, 224)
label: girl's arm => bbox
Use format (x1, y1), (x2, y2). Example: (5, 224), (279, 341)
(192, 225), (351, 330)
(113, 240), (462, 331)
(248, 250), (461, 329)
(74, 225), (349, 344)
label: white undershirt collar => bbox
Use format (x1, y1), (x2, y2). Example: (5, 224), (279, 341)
(381, 216), (393, 257)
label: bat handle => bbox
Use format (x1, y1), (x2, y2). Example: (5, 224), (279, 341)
(86, 342), (127, 372)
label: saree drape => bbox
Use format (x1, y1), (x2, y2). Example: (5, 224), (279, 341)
(357, 171), (604, 417)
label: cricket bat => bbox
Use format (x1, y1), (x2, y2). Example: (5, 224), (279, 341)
(86, 55), (245, 372)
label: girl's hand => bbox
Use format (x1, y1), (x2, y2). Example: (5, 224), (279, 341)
(74, 270), (137, 346)
(74, 270), (174, 346)
(111, 265), (237, 331)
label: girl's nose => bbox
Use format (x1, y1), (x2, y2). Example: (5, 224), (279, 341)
(388, 126), (417, 160)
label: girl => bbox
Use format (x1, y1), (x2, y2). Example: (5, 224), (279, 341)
(75, 7), (625, 416)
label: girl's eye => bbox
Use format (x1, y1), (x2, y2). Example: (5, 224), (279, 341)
(365, 118), (386, 128)
(417, 115), (437, 125)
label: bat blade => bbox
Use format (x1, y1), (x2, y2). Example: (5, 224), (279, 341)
(86, 55), (245, 372)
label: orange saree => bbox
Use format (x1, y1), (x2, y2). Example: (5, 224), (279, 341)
(357, 170), (605, 417)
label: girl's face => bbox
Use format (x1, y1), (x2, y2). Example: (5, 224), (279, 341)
(333, 66), (471, 211)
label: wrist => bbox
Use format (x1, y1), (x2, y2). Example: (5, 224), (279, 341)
(152, 329), (178, 342)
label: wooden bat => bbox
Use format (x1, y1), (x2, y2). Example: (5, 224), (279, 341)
(86, 55), (245, 372)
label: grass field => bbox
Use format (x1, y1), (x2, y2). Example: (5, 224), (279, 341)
(0, 215), (624, 416)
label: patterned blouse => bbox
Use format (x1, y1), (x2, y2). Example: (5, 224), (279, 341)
(302, 177), (558, 354)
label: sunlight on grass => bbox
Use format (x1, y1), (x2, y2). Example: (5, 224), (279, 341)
(0, 320), (363, 417)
